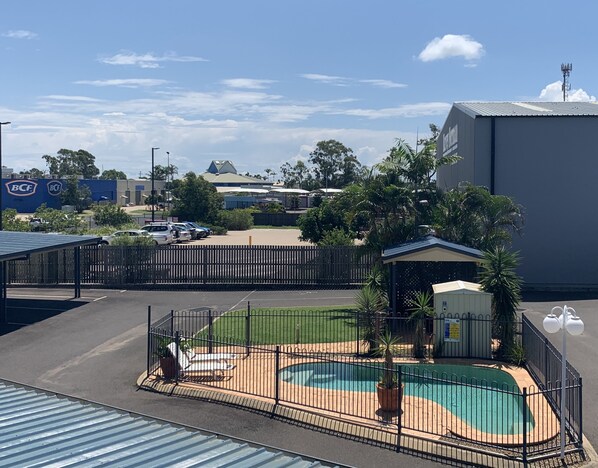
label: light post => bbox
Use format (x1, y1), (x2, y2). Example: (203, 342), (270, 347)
(543, 305), (584, 459)
(0, 121), (11, 231)
(151, 147), (159, 222)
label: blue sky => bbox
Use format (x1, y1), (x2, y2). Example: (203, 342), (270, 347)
(1, 1), (596, 179)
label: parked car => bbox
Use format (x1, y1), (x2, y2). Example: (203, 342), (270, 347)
(100, 229), (155, 245)
(170, 224), (192, 243)
(183, 221), (211, 238)
(172, 222), (200, 240)
(140, 223), (175, 245)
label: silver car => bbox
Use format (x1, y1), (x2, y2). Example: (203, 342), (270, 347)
(140, 224), (175, 245)
(100, 229), (155, 245)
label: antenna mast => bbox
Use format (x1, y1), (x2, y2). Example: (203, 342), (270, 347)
(561, 63), (572, 102)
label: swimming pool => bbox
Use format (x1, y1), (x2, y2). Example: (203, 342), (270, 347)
(280, 362), (535, 435)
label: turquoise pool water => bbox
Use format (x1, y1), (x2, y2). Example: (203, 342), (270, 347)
(280, 362), (535, 435)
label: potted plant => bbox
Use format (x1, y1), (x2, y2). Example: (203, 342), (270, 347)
(154, 337), (176, 380)
(376, 331), (403, 412)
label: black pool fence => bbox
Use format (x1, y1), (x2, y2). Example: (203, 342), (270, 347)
(144, 306), (584, 465)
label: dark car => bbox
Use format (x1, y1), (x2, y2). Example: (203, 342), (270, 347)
(184, 221), (211, 238)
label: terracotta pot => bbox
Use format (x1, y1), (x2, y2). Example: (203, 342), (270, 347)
(376, 382), (403, 412)
(159, 356), (177, 380)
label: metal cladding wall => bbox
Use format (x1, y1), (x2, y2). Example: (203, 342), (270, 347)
(1, 178), (117, 213)
(437, 104), (598, 290)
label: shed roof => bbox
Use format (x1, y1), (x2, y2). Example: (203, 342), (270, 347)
(0, 231), (100, 262)
(432, 280), (490, 295)
(0, 380), (340, 467)
(382, 236), (483, 264)
(454, 101), (598, 118)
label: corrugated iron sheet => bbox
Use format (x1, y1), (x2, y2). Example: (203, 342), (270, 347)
(382, 236), (483, 262)
(0, 381), (341, 467)
(0, 231), (100, 261)
(455, 101), (598, 118)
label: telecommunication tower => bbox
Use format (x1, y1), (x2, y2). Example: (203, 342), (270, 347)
(561, 63), (572, 102)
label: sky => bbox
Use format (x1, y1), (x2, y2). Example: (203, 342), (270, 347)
(1, 1), (597, 180)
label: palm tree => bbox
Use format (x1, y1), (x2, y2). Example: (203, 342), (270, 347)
(478, 247), (522, 358)
(407, 291), (435, 359)
(355, 284), (387, 355)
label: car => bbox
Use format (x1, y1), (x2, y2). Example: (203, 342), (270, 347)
(172, 222), (201, 240)
(140, 223), (176, 245)
(100, 229), (155, 245)
(29, 217), (49, 232)
(170, 224), (192, 243)
(183, 221), (211, 238)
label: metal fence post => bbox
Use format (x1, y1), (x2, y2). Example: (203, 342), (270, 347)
(169, 310), (174, 338)
(245, 302), (251, 356)
(275, 346), (280, 404)
(208, 309), (213, 354)
(355, 311), (360, 356)
(467, 312), (472, 358)
(147, 305), (151, 378)
(522, 387), (527, 466)
(397, 365), (402, 452)
(578, 377), (583, 449)
(175, 331), (180, 383)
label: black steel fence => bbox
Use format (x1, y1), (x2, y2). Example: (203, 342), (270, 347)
(7, 244), (375, 288)
(144, 307), (583, 464)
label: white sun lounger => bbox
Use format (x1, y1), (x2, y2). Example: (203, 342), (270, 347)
(167, 343), (236, 378)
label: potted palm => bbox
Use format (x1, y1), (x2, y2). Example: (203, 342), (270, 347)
(154, 337), (176, 380)
(376, 331), (403, 412)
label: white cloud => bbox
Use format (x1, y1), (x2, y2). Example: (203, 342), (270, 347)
(99, 52), (208, 69)
(44, 95), (104, 102)
(336, 102), (451, 119)
(538, 81), (596, 102)
(2, 30), (37, 39)
(418, 34), (484, 62)
(301, 73), (350, 86)
(360, 79), (407, 89)
(75, 79), (169, 88)
(221, 78), (276, 89)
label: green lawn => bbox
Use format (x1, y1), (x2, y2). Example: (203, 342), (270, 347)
(196, 306), (357, 345)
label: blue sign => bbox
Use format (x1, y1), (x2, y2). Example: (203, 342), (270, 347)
(6, 180), (38, 197)
(47, 180), (63, 196)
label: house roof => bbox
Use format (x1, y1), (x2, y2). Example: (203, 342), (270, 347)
(432, 280), (490, 295)
(201, 172), (268, 186)
(382, 236), (483, 264)
(0, 231), (100, 262)
(0, 380), (341, 467)
(454, 101), (598, 118)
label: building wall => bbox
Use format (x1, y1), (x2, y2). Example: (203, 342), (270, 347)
(438, 106), (598, 289)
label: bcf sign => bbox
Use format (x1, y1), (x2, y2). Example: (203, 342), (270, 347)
(6, 180), (38, 197)
(47, 180), (63, 196)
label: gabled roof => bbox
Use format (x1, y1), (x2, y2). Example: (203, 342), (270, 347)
(0, 231), (100, 262)
(382, 236), (483, 264)
(0, 380), (339, 467)
(454, 101), (598, 118)
(207, 160), (237, 174)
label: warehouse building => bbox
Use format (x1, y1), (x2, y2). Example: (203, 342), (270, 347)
(436, 101), (598, 290)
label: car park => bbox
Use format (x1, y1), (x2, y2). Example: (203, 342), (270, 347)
(170, 224), (192, 243)
(100, 229), (155, 245)
(140, 223), (176, 245)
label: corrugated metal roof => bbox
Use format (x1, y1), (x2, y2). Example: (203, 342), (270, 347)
(0, 381), (342, 467)
(455, 101), (598, 118)
(0, 231), (100, 262)
(382, 236), (483, 262)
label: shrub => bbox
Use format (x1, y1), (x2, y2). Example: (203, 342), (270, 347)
(92, 203), (133, 227)
(217, 209), (254, 230)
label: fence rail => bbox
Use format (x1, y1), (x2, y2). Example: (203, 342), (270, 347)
(145, 308), (583, 465)
(7, 244), (375, 288)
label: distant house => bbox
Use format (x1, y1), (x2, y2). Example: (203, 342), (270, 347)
(201, 160), (272, 188)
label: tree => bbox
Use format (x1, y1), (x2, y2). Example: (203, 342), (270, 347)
(433, 183), (523, 251)
(2, 209), (30, 231)
(92, 203), (133, 227)
(280, 160), (313, 189)
(309, 140), (360, 189)
(170, 172), (223, 223)
(100, 169), (127, 180)
(478, 247), (522, 359)
(356, 285), (387, 355)
(148, 164), (177, 182)
(42, 149), (100, 178)
(20, 168), (46, 178)
(33, 204), (85, 233)
(407, 291), (435, 359)
(297, 199), (352, 244)
(60, 176), (92, 213)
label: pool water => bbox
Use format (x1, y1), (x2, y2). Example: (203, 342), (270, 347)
(280, 362), (535, 435)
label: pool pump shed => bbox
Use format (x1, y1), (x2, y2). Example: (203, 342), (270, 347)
(432, 280), (492, 359)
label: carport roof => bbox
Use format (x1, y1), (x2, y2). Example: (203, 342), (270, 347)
(0, 231), (100, 262)
(0, 380), (339, 467)
(382, 236), (483, 264)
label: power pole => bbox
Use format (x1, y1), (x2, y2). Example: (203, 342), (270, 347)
(561, 63), (572, 102)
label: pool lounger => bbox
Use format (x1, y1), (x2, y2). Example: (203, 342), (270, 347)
(167, 343), (236, 378)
